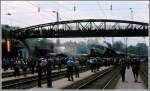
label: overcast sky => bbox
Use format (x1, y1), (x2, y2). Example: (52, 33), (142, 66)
(1, 1), (149, 46)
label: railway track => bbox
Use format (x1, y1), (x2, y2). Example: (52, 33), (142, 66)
(63, 65), (120, 89)
(102, 70), (120, 89)
(140, 69), (148, 88)
(2, 67), (88, 89)
(141, 70), (148, 78)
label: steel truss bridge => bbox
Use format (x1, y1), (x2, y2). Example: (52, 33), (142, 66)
(7, 19), (148, 39)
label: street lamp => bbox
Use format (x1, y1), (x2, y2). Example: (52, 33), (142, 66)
(46, 10), (60, 88)
(52, 10), (60, 45)
(52, 10), (59, 23)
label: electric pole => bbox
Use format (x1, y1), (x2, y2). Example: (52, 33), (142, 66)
(129, 8), (134, 21)
(110, 4), (114, 49)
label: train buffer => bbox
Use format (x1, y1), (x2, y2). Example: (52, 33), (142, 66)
(31, 66), (111, 89)
(115, 68), (146, 89)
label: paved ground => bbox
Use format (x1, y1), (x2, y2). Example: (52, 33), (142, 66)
(115, 68), (146, 89)
(31, 66), (111, 89)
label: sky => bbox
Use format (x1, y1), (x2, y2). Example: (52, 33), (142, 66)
(1, 1), (149, 46)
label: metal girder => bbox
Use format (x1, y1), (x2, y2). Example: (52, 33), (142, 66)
(111, 23), (118, 30)
(14, 19), (148, 31)
(4, 19), (148, 39)
(98, 22), (104, 30)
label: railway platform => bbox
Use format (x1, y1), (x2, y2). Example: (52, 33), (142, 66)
(31, 66), (111, 89)
(2, 68), (66, 82)
(2, 69), (14, 73)
(115, 68), (146, 89)
(2, 65), (147, 90)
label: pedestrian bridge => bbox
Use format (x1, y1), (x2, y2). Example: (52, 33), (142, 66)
(8, 19), (149, 39)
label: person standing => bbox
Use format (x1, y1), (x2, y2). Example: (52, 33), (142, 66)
(89, 57), (94, 72)
(131, 58), (140, 82)
(96, 58), (100, 71)
(93, 58), (97, 72)
(47, 57), (52, 87)
(120, 58), (126, 82)
(66, 57), (75, 81)
(22, 61), (27, 77)
(15, 60), (21, 76)
(57, 57), (62, 72)
(41, 58), (47, 75)
(74, 59), (80, 78)
(31, 59), (36, 74)
(10, 58), (14, 70)
(13, 59), (17, 77)
(37, 59), (42, 87)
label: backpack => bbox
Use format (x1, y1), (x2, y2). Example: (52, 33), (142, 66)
(67, 60), (75, 66)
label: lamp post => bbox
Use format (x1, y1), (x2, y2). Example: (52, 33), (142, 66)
(126, 37), (128, 60)
(127, 8), (134, 59)
(52, 10), (60, 46)
(52, 10), (59, 22)
(129, 8), (134, 21)
(110, 4), (114, 49)
(46, 10), (60, 88)
(52, 10), (59, 25)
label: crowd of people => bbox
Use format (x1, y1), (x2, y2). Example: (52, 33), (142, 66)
(2, 56), (147, 83)
(119, 57), (146, 83)
(65, 56), (117, 81)
(87, 57), (115, 72)
(2, 56), (65, 77)
(2, 57), (36, 77)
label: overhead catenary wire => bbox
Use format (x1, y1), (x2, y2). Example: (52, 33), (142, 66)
(26, 2), (61, 22)
(56, 1), (86, 20)
(96, 1), (107, 19)
(28, 2), (74, 21)
(29, 2), (80, 19)
(55, 2), (78, 20)
(3, 1), (148, 27)
(4, 2), (55, 26)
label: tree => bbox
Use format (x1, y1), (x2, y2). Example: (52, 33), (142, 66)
(127, 45), (137, 55)
(136, 43), (148, 56)
(112, 41), (125, 52)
